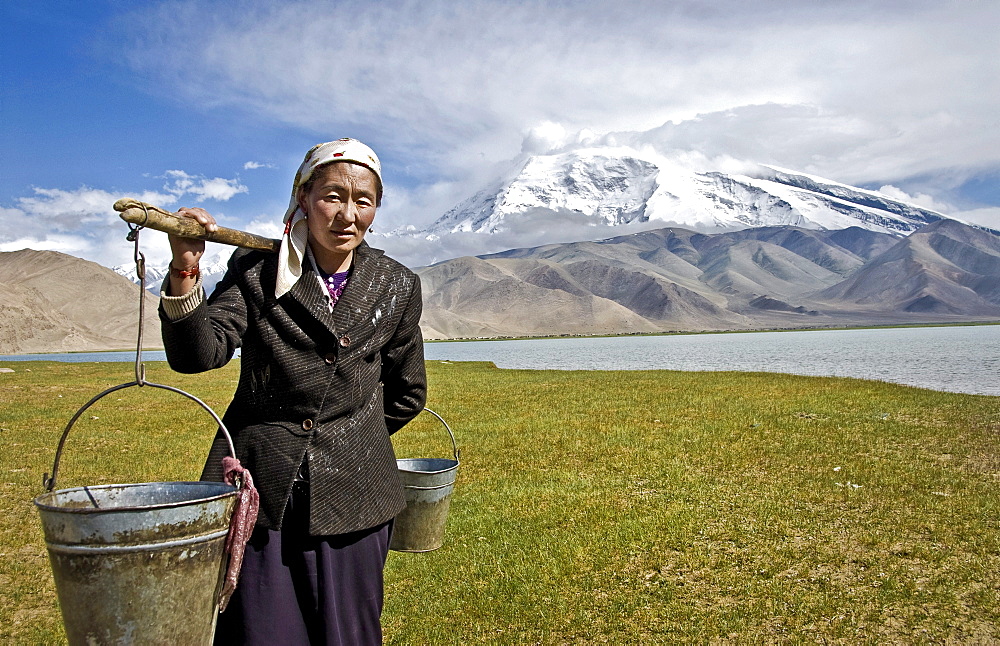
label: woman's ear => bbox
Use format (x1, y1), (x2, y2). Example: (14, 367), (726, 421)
(295, 189), (308, 217)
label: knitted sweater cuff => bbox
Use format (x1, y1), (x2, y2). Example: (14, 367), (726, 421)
(160, 274), (205, 320)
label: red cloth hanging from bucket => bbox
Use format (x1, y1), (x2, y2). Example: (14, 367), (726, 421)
(219, 456), (259, 611)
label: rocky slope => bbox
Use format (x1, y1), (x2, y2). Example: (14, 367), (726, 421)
(416, 219), (1000, 339)
(0, 250), (162, 354)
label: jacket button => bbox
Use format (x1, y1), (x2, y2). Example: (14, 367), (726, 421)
(302, 419), (314, 430)
(339, 335), (351, 348)
(324, 352), (336, 364)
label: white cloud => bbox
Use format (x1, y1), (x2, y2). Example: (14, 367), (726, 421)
(243, 216), (284, 239)
(0, 168), (249, 268)
(8, 1), (999, 271)
(522, 122), (570, 155)
(118, 0), (1000, 194)
(366, 168), (507, 235)
(951, 207), (1000, 231)
(876, 185), (951, 213)
(162, 170), (248, 201)
(0, 186), (176, 267)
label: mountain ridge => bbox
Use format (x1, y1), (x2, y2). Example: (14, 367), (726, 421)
(4, 220), (998, 352)
(415, 218), (1000, 339)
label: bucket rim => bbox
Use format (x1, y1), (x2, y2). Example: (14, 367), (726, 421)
(395, 458), (460, 475)
(33, 480), (237, 514)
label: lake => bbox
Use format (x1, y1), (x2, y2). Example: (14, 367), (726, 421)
(2, 326), (998, 396)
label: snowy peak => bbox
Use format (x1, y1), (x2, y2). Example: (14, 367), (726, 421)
(422, 146), (952, 240)
(432, 149), (660, 233)
(508, 152), (659, 225)
(694, 173), (807, 229)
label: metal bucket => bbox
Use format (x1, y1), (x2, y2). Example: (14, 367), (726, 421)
(34, 380), (241, 645)
(34, 482), (235, 644)
(390, 408), (460, 552)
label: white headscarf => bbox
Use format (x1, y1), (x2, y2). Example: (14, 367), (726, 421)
(275, 138), (383, 299)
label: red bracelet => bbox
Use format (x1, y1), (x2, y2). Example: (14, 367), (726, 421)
(170, 263), (200, 278)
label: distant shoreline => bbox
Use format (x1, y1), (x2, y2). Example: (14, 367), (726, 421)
(424, 319), (1000, 343)
(2, 321), (998, 354)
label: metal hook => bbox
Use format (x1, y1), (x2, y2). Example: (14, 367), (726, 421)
(125, 202), (150, 242)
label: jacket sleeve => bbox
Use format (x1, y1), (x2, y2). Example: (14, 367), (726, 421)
(159, 257), (248, 374)
(380, 273), (427, 434)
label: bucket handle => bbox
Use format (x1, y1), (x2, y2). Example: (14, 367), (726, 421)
(42, 380), (236, 493)
(420, 407), (460, 462)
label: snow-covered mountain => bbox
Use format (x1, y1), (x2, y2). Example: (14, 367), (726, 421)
(114, 249), (233, 295)
(422, 146), (950, 239)
(114, 145), (966, 289)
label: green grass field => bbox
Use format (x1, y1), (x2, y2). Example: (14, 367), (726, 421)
(1, 359), (998, 643)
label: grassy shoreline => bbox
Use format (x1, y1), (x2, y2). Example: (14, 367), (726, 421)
(426, 319), (1000, 343)
(1, 320), (997, 354)
(2, 360), (998, 643)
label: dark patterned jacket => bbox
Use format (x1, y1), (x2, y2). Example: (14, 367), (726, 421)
(160, 241), (426, 535)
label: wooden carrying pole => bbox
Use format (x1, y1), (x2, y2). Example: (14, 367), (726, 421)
(114, 199), (280, 253)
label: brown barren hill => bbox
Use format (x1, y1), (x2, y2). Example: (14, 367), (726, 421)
(0, 249), (162, 354)
(416, 221), (1000, 338)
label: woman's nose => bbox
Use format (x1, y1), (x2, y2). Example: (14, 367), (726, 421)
(335, 201), (358, 223)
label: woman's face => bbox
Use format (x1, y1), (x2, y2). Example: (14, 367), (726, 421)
(297, 162), (379, 272)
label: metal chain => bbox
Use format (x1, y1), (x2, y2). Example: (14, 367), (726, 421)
(127, 203), (150, 386)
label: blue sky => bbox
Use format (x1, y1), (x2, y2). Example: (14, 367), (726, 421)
(3, 0), (999, 271)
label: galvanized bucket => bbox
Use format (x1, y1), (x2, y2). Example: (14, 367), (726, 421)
(35, 482), (235, 644)
(34, 381), (239, 645)
(390, 408), (460, 552)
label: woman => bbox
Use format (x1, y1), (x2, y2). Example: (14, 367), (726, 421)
(160, 139), (426, 644)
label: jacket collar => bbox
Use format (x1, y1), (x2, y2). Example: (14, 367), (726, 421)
(284, 241), (385, 335)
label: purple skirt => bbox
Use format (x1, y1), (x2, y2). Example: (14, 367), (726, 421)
(214, 484), (393, 645)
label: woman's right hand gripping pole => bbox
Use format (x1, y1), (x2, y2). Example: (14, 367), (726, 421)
(167, 207), (219, 296)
